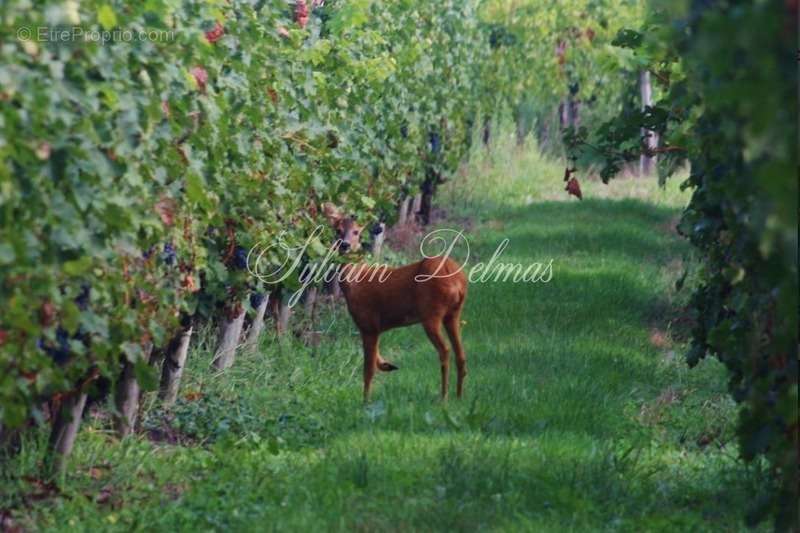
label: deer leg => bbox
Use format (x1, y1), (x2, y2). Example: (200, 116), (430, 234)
(444, 313), (467, 398)
(362, 333), (379, 402)
(376, 354), (399, 372)
(423, 318), (450, 400)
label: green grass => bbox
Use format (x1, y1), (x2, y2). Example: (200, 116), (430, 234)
(2, 136), (770, 532)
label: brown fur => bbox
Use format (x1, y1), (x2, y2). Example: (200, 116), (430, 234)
(338, 256), (468, 401)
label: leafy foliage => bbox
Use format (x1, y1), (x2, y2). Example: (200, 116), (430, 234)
(0, 0), (491, 430)
(564, 1), (798, 528)
(0, 151), (763, 531)
(142, 394), (266, 445)
(480, 0), (647, 152)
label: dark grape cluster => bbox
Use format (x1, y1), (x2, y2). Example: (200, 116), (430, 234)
(487, 24), (516, 49)
(38, 327), (70, 365)
(569, 82), (580, 96)
(400, 124), (409, 138)
(429, 131), (441, 154)
(233, 246), (248, 270)
(250, 292), (265, 309)
(75, 283), (91, 311)
(162, 242), (177, 266)
(370, 223), (384, 236)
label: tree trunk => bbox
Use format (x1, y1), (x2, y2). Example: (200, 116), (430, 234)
(276, 296), (292, 336)
(419, 174), (436, 226)
(559, 100), (571, 130)
(639, 70), (658, 176)
(48, 392), (88, 474)
(212, 304), (246, 370)
(536, 117), (550, 152)
(570, 99), (581, 128)
(305, 286), (318, 315)
(115, 352), (147, 438)
(560, 98), (580, 130)
(303, 286), (322, 348)
(411, 193), (422, 223)
(397, 196), (410, 226)
(159, 325), (194, 407)
(370, 223), (386, 260)
(244, 294), (269, 353)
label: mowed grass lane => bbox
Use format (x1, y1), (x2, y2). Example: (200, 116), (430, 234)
(8, 147), (766, 532)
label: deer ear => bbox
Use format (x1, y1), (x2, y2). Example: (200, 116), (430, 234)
(322, 202), (343, 227)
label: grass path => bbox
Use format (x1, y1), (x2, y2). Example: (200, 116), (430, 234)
(5, 143), (767, 532)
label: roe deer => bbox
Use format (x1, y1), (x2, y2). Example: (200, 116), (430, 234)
(323, 203), (468, 401)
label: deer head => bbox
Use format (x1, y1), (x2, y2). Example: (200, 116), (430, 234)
(322, 202), (363, 253)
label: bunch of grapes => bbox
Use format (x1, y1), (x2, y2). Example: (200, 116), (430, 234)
(233, 246), (248, 270)
(75, 284), (91, 311)
(250, 292), (266, 309)
(162, 243), (177, 266)
(370, 223), (384, 236)
(205, 21), (224, 43)
(429, 131), (441, 154)
(295, 0), (309, 28)
(38, 327), (71, 365)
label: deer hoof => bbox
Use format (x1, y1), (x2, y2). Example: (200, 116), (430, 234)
(378, 361), (399, 372)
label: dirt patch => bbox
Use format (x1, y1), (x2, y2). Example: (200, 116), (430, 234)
(384, 208), (475, 258)
(385, 222), (424, 256)
(431, 207), (474, 232)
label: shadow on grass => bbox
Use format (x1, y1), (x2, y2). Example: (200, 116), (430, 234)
(150, 196), (754, 532)
(159, 428), (766, 532)
(278, 196), (696, 440)
(5, 192), (759, 533)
